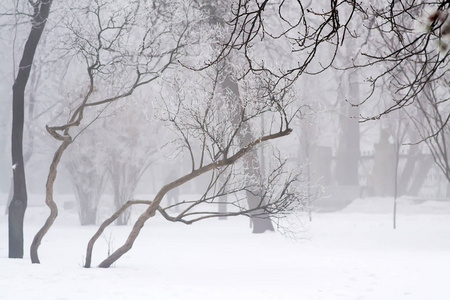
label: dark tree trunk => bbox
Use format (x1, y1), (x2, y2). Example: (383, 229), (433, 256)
(221, 74), (274, 233)
(9, 0), (53, 258)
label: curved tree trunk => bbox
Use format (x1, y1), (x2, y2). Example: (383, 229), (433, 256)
(30, 139), (70, 263)
(9, 0), (53, 259)
(84, 200), (151, 268)
(98, 205), (158, 268)
(88, 129), (291, 268)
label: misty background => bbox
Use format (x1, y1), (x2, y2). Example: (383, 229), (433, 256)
(0, 1), (448, 228)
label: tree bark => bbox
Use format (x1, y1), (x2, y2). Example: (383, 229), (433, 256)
(84, 200), (152, 268)
(9, 0), (53, 259)
(30, 139), (70, 264)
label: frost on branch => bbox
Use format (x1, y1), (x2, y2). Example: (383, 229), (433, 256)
(85, 62), (313, 268)
(31, 0), (199, 264)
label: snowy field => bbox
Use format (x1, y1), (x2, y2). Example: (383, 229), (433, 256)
(1, 195), (450, 300)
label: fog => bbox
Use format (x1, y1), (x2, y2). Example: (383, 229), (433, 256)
(1, 2), (448, 215)
(1, 1), (449, 298)
(1, 72), (446, 211)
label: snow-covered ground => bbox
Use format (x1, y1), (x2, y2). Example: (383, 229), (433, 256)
(1, 195), (450, 300)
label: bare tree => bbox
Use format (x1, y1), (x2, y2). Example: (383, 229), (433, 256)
(102, 99), (159, 225)
(385, 109), (410, 229)
(30, 0), (196, 263)
(369, 4), (450, 200)
(194, 1), (449, 121)
(84, 64), (310, 268)
(383, 28), (450, 185)
(8, 0), (53, 259)
(211, 1), (450, 198)
(199, 1), (360, 85)
(408, 82), (450, 183)
(65, 129), (108, 225)
(352, 1), (450, 119)
(62, 97), (158, 226)
(219, 68), (276, 232)
(200, 0), (294, 232)
(16, 0), (448, 266)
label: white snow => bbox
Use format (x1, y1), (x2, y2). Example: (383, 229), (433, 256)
(1, 195), (450, 300)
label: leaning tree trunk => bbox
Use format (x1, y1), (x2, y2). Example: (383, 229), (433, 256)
(9, 0), (53, 259)
(85, 128), (292, 268)
(30, 139), (71, 263)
